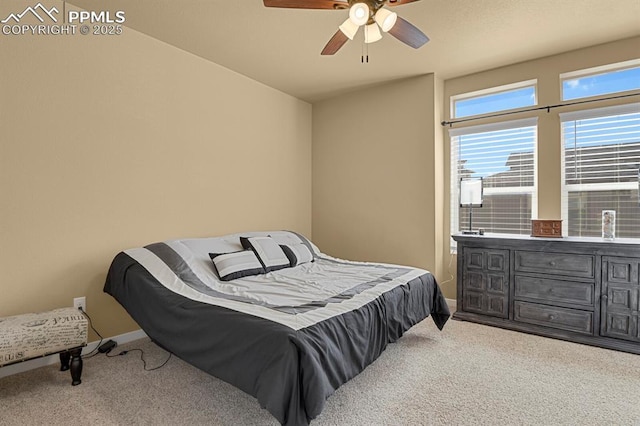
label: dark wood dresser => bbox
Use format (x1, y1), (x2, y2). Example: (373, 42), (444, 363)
(452, 234), (640, 354)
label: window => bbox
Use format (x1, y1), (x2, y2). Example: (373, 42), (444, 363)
(451, 118), (538, 245)
(561, 59), (640, 101)
(561, 103), (640, 238)
(452, 80), (536, 119)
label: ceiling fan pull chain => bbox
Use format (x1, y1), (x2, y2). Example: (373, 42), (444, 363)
(361, 39), (369, 64)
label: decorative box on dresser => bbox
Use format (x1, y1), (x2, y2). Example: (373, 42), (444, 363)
(452, 234), (640, 355)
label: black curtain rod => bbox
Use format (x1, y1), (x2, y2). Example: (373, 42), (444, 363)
(441, 92), (640, 127)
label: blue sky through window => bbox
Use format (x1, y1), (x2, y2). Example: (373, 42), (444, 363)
(563, 67), (640, 101)
(454, 86), (536, 118)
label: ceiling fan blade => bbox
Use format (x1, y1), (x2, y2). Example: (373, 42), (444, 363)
(263, 0), (348, 9)
(388, 16), (429, 49)
(321, 30), (349, 55)
(386, 0), (422, 6)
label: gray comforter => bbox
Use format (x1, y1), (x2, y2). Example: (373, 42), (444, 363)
(104, 232), (449, 425)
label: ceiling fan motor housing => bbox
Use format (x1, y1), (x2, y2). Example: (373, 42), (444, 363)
(348, 0), (386, 24)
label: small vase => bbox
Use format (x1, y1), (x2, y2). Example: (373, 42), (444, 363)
(602, 210), (616, 240)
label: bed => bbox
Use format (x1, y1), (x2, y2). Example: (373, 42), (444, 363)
(104, 230), (450, 426)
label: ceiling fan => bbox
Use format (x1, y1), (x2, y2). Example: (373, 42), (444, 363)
(263, 0), (429, 55)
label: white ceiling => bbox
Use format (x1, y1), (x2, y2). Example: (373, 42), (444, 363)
(71, 0), (640, 103)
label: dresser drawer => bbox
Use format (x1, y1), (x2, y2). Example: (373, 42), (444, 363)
(514, 301), (593, 334)
(515, 251), (594, 278)
(514, 275), (594, 307)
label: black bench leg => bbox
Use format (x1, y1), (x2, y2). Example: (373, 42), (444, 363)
(59, 351), (71, 371)
(69, 348), (83, 386)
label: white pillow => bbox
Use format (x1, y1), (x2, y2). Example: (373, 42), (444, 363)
(240, 236), (290, 273)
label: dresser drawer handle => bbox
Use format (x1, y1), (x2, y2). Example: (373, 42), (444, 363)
(549, 314), (556, 320)
(549, 261), (556, 267)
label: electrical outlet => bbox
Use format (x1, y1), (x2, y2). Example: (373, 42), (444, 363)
(73, 297), (86, 312)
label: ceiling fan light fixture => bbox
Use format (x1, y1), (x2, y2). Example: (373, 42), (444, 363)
(374, 8), (397, 32)
(339, 18), (359, 40)
(364, 23), (382, 44)
(348, 2), (370, 26)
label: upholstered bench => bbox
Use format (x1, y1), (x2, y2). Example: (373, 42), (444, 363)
(0, 307), (88, 385)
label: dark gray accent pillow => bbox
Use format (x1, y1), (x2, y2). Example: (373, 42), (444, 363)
(209, 251), (265, 281)
(280, 243), (314, 267)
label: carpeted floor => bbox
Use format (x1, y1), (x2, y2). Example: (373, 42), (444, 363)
(1, 315), (639, 426)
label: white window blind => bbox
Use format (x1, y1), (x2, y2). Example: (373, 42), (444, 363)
(561, 103), (640, 238)
(450, 118), (538, 245)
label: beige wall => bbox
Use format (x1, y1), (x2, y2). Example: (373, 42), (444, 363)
(0, 7), (312, 338)
(312, 75), (446, 284)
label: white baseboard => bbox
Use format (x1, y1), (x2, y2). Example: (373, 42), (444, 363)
(0, 329), (147, 379)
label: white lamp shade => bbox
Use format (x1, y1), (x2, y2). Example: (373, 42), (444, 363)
(349, 2), (370, 26)
(375, 8), (397, 32)
(364, 23), (382, 44)
(339, 18), (359, 40)
(460, 179), (483, 205)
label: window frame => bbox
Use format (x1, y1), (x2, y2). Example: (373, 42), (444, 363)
(450, 80), (538, 120)
(560, 102), (640, 237)
(450, 117), (539, 250)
